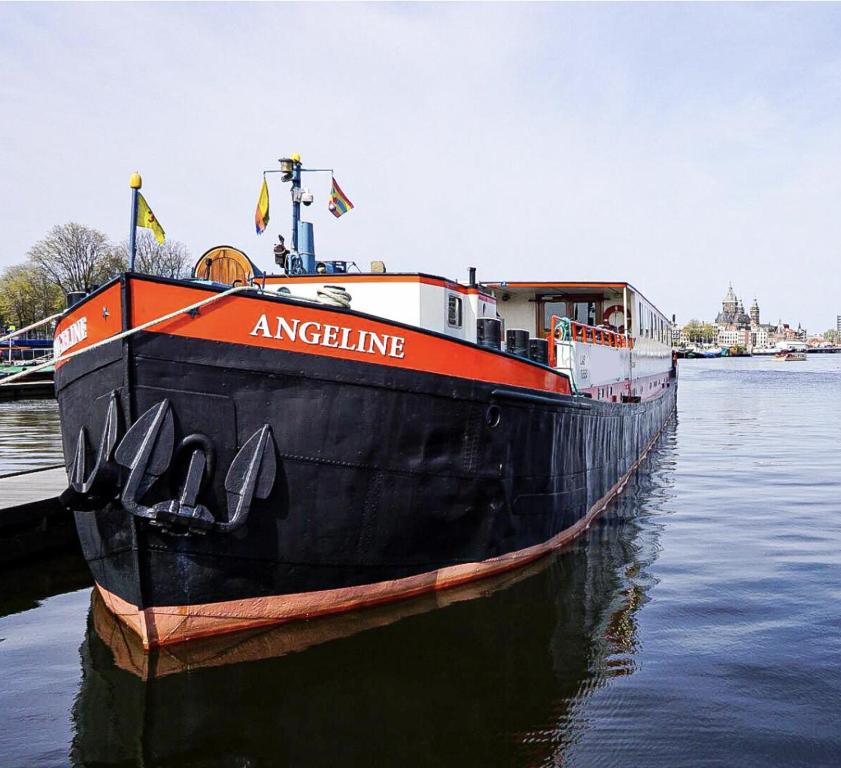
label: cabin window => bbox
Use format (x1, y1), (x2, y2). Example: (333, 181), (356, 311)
(571, 302), (596, 326)
(542, 301), (566, 332)
(447, 294), (463, 328)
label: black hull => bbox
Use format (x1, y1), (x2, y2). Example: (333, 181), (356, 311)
(55, 279), (676, 644)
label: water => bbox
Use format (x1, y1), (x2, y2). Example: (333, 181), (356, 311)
(1, 356), (840, 767)
(0, 399), (63, 473)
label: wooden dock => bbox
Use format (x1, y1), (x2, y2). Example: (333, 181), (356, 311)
(0, 379), (55, 400)
(0, 465), (77, 566)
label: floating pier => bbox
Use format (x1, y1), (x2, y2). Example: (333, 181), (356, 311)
(0, 465), (76, 565)
(0, 379), (55, 400)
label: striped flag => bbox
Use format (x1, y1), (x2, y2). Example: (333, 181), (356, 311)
(328, 177), (353, 218)
(255, 177), (270, 234)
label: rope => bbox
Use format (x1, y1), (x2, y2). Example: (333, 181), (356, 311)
(315, 285), (352, 308)
(0, 284), (257, 387)
(0, 312), (64, 344)
(269, 283), (353, 308)
(553, 317), (580, 396)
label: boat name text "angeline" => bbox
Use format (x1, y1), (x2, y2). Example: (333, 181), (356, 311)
(54, 317), (88, 358)
(249, 314), (406, 359)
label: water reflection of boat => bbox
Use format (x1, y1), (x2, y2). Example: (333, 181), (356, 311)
(89, 554), (552, 680)
(0, 550), (90, 620)
(71, 428), (672, 767)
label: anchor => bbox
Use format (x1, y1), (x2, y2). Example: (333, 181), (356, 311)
(60, 390), (121, 511)
(114, 399), (176, 523)
(114, 399), (276, 535)
(220, 424), (276, 533)
(151, 436), (217, 534)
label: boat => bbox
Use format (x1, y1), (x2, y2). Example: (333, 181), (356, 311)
(774, 352), (806, 361)
(0, 359), (55, 383)
(51, 156), (677, 649)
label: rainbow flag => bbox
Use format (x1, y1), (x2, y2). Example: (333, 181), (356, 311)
(255, 177), (270, 234)
(328, 177), (353, 218)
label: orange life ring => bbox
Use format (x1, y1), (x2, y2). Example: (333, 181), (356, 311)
(603, 304), (629, 330)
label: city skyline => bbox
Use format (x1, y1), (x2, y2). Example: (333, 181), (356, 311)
(677, 282), (813, 334)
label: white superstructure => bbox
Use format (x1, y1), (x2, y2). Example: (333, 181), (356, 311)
(486, 281), (673, 401)
(261, 273), (674, 403)
(263, 274), (496, 343)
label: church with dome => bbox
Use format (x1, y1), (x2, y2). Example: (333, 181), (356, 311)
(715, 284), (753, 329)
(714, 284), (794, 350)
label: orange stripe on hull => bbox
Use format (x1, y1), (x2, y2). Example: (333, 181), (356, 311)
(53, 283), (122, 368)
(96, 412), (673, 651)
(126, 278), (570, 397)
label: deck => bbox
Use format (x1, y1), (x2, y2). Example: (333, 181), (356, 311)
(0, 466), (76, 565)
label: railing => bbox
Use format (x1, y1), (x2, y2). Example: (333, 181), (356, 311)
(548, 315), (633, 368)
(0, 313), (65, 345)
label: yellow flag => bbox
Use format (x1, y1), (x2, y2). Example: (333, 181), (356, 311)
(136, 192), (165, 244)
(255, 177), (269, 234)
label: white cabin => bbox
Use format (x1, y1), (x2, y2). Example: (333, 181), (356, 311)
(262, 273), (496, 344)
(258, 273), (673, 403)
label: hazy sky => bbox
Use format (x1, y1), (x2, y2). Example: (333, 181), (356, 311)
(2, 2), (840, 331)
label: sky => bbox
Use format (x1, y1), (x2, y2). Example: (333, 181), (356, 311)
(2, 2), (841, 332)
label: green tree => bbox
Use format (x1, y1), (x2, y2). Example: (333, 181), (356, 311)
(682, 319), (702, 343)
(701, 323), (719, 344)
(0, 263), (63, 330)
(27, 222), (125, 294)
(824, 329), (839, 343)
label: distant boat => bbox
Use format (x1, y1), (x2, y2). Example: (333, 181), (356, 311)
(774, 352), (806, 361)
(774, 340), (808, 354)
(0, 360), (54, 382)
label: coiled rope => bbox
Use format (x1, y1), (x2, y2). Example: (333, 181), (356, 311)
(315, 285), (352, 308)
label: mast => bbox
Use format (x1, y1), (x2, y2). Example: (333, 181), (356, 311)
(290, 155), (302, 254)
(271, 154), (333, 274)
(128, 172), (142, 272)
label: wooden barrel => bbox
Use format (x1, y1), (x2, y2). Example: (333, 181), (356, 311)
(193, 246), (257, 285)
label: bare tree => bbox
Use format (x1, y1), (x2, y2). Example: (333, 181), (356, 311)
(118, 231), (192, 279)
(27, 222), (125, 294)
(0, 263), (63, 329)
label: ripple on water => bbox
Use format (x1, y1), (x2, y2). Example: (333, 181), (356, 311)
(0, 398), (62, 473)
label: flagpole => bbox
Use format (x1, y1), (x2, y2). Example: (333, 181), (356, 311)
(128, 171), (142, 271)
(291, 157), (302, 254)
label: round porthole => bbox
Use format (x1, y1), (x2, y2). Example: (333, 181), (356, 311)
(485, 405), (502, 429)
